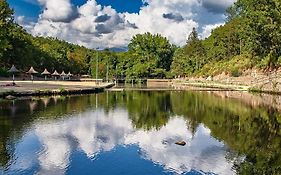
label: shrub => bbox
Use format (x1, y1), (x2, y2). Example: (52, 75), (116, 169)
(231, 68), (242, 77)
(0, 68), (9, 77)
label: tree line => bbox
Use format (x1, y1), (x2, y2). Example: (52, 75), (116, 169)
(0, 0), (280, 79)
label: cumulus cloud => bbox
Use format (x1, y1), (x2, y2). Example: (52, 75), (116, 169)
(16, 16), (35, 32)
(38, 0), (78, 22)
(202, 0), (236, 14)
(21, 0), (235, 49)
(78, 0), (101, 17)
(95, 14), (111, 22)
(163, 13), (184, 22)
(201, 23), (224, 39)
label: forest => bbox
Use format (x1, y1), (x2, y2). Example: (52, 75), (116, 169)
(0, 0), (280, 79)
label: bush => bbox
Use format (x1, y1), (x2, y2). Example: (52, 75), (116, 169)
(0, 68), (9, 77)
(231, 68), (242, 77)
(196, 54), (252, 77)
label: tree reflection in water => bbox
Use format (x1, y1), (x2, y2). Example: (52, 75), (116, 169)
(0, 91), (280, 174)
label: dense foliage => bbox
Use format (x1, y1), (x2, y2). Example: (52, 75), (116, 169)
(1, 0), (280, 79)
(0, 0), (95, 76)
(171, 0), (281, 77)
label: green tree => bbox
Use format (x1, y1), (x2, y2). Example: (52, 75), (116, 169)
(171, 28), (206, 76)
(0, 0), (13, 66)
(127, 32), (175, 79)
(203, 19), (241, 61)
(230, 0), (281, 67)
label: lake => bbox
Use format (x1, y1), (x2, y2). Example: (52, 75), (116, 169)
(0, 91), (280, 175)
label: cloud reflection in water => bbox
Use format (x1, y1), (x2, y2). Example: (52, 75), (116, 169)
(31, 107), (236, 175)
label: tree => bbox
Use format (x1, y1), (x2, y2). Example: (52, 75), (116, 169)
(171, 28), (206, 76)
(229, 0), (281, 67)
(127, 32), (175, 79)
(0, 0), (14, 66)
(203, 19), (241, 61)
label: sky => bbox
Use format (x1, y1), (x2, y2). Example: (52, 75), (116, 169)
(7, 0), (236, 49)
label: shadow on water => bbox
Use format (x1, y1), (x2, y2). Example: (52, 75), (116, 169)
(0, 91), (281, 174)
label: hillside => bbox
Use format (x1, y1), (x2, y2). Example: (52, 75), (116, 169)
(0, 0), (280, 81)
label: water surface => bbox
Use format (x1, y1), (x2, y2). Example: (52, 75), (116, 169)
(0, 91), (281, 175)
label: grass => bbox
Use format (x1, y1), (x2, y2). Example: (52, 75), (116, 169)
(196, 54), (253, 77)
(59, 87), (67, 93)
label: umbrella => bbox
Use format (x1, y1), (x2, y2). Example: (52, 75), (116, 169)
(52, 70), (60, 80)
(8, 65), (19, 83)
(67, 72), (72, 80)
(60, 71), (66, 80)
(26, 67), (38, 81)
(67, 72), (72, 76)
(41, 68), (51, 80)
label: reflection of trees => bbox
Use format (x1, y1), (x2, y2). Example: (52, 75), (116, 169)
(0, 96), (98, 167)
(0, 100), (33, 167)
(124, 91), (172, 130)
(0, 91), (281, 174)
(170, 91), (281, 175)
(0, 133), (10, 167)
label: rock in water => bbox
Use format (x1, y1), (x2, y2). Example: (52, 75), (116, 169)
(175, 141), (186, 146)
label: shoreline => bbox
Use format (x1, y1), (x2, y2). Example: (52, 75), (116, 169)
(2, 81), (281, 113)
(171, 77), (281, 95)
(0, 81), (115, 99)
(1, 76), (281, 99)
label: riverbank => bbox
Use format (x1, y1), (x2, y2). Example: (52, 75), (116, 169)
(0, 81), (115, 99)
(171, 69), (281, 94)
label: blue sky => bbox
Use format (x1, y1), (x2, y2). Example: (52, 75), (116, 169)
(7, 0), (236, 49)
(8, 0), (144, 20)
(8, 0), (41, 21)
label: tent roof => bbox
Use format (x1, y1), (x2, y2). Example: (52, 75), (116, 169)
(26, 67), (38, 74)
(67, 72), (72, 76)
(8, 65), (19, 73)
(52, 70), (60, 76)
(41, 68), (51, 75)
(60, 71), (67, 76)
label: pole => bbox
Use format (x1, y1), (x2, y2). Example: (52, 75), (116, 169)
(116, 65), (118, 86)
(96, 50), (98, 84)
(12, 74), (15, 83)
(106, 61), (109, 82)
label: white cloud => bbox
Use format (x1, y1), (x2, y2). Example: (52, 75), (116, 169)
(202, 0), (236, 13)
(37, 0), (77, 22)
(123, 0), (199, 46)
(21, 0), (235, 49)
(8, 108), (240, 175)
(201, 23), (224, 39)
(78, 0), (101, 17)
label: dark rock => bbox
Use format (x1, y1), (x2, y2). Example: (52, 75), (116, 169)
(175, 141), (186, 146)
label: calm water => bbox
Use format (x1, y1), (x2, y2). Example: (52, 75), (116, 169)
(0, 91), (280, 175)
